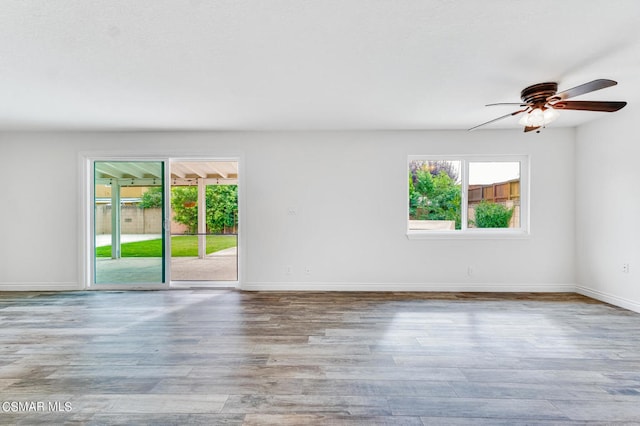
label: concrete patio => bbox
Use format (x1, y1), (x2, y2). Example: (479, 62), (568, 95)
(171, 247), (238, 281)
(95, 235), (237, 284)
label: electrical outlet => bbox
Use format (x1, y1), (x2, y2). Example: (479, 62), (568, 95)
(286, 265), (293, 275)
(304, 266), (311, 275)
(467, 266), (474, 276)
(622, 263), (630, 273)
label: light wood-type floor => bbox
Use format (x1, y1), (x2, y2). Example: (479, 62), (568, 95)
(1, 290), (640, 425)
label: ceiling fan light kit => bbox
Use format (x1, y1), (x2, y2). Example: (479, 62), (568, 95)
(518, 106), (558, 128)
(469, 79), (627, 133)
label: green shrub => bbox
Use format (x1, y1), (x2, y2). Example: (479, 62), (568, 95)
(139, 186), (163, 208)
(474, 201), (513, 228)
(171, 185), (238, 234)
(409, 167), (461, 228)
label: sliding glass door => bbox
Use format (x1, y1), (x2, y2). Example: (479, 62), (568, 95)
(169, 161), (239, 283)
(93, 161), (167, 286)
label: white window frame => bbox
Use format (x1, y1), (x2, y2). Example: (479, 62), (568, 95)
(407, 154), (530, 239)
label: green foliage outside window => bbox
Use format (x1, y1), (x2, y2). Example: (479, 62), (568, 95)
(473, 201), (513, 228)
(205, 185), (238, 234)
(409, 162), (461, 229)
(138, 186), (163, 208)
(171, 185), (238, 234)
(171, 187), (199, 234)
(139, 185), (238, 235)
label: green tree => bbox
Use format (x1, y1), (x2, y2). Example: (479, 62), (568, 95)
(409, 169), (433, 219)
(171, 186), (199, 234)
(414, 168), (435, 199)
(473, 201), (513, 228)
(409, 172), (420, 217)
(409, 162), (461, 229)
(424, 171), (461, 228)
(206, 185), (238, 234)
(409, 160), (459, 183)
(170, 185), (238, 235)
(138, 186), (163, 208)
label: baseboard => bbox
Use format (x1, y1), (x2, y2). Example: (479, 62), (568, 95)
(0, 282), (82, 291)
(4, 282), (636, 314)
(171, 281), (239, 289)
(240, 281), (577, 292)
(575, 285), (640, 314)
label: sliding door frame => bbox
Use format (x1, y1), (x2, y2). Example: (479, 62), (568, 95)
(80, 152), (242, 290)
(169, 157), (241, 288)
(84, 155), (170, 290)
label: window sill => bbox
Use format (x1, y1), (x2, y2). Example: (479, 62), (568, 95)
(406, 229), (530, 240)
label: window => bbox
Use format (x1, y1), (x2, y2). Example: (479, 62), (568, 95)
(408, 156), (528, 237)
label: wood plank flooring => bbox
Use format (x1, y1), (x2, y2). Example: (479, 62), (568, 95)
(1, 290), (639, 424)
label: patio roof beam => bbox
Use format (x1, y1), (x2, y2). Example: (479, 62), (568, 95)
(206, 162), (228, 179)
(171, 178), (237, 186)
(171, 168), (187, 179)
(95, 178), (162, 186)
(95, 163), (125, 179)
(129, 162), (162, 179)
(183, 163), (208, 179)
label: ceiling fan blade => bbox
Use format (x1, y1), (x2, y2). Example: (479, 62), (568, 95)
(552, 79), (618, 101)
(551, 100), (627, 112)
(485, 102), (530, 107)
(524, 126), (541, 133)
(468, 109), (527, 131)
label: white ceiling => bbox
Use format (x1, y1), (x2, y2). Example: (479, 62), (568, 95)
(1, 0), (639, 131)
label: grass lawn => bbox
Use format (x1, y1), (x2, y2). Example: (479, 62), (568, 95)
(96, 235), (237, 257)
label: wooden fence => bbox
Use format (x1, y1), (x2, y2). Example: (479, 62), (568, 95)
(467, 179), (520, 228)
(468, 179), (520, 204)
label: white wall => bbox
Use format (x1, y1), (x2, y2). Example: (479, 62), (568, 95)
(0, 129), (576, 292)
(0, 134), (79, 289)
(576, 112), (640, 312)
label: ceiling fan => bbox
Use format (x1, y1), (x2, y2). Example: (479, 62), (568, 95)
(469, 79), (627, 133)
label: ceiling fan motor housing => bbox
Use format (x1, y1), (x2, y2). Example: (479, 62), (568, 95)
(520, 82), (558, 106)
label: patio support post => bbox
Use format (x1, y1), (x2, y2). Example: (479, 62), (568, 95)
(198, 178), (206, 259)
(111, 181), (121, 259)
